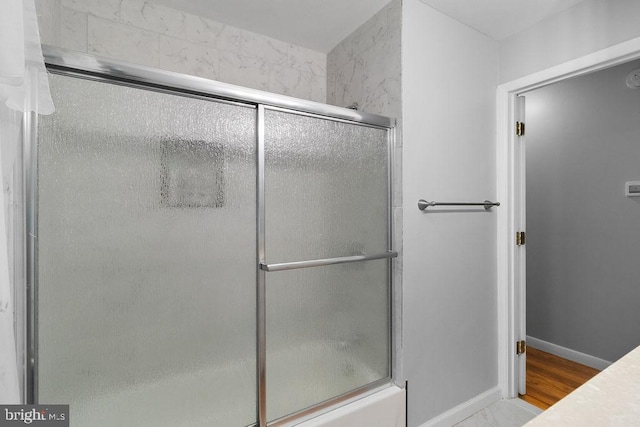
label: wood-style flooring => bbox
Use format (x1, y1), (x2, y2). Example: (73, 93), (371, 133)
(519, 346), (601, 410)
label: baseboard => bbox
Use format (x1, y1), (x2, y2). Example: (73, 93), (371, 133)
(526, 336), (612, 371)
(418, 387), (501, 427)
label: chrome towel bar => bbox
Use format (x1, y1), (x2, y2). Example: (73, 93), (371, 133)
(260, 251), (398, 272)
(418, 199), (500, 211)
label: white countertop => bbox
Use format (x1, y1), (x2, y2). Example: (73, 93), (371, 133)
(525, 345), (640, 426)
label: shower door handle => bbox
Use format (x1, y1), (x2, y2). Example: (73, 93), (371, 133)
(259, 251), (398, 272)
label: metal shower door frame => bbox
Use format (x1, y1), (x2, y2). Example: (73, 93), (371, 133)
(257, 104), (397, 426)
(26, 46), (398, 427)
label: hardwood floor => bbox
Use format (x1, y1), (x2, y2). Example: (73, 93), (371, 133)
(519, 346), (601, 410)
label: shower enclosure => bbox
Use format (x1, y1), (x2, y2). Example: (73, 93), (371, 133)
(25, 48), (397, 427)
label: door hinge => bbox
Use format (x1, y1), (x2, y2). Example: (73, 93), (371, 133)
(516, 340), (526, 355)
(516, 121), (525, 136)
(516, 231), (526, 246)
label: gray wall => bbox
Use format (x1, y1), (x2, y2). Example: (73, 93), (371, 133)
(525, 58), (640, 362)
(403, 1), (499, 424)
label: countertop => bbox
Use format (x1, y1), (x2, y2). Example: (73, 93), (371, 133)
(524, 344), (640, 425)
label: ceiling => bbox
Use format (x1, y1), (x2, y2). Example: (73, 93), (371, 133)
(152, 0), (392, 53)
(151, 0), (587, 52)
(419, 0), (586, 40)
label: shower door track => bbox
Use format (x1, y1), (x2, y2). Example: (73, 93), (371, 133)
(27, 46), (398, 427)
(41, 47), (393, 128)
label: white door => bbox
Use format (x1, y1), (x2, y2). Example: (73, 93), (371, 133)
(515, 95), (527, 395)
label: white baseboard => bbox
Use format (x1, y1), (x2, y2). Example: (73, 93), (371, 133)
(526, 336), (612, 371)
(418, 387), (501, 427)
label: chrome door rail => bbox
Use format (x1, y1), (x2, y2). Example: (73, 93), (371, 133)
(260, 252), (398, 272)
(41, 46), (394, 129)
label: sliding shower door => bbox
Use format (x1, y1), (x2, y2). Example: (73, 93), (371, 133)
(37, 73), (257, 426)
(261, 108), (392, 422)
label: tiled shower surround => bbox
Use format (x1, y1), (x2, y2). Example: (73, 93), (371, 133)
(34, 0), (401, 118)
(327, 0), (403, 382)
(327, 0), (402, 213)
(34, 0), (327, 103)
(327, 0), (401, 120)
(33, 0), (404, 392)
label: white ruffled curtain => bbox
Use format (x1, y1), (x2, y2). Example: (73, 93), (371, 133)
(0, 0), (54, 403)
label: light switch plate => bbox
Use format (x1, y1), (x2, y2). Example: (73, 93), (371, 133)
(625, 181), (640, 197)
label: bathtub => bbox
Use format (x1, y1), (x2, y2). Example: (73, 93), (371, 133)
(294, 386), (406, 427)
(64, 342), (405, 426)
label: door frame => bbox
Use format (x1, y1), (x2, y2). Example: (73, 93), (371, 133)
(496, 36), (640, 399)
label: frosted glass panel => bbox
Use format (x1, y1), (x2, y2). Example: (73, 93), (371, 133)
(266, 260), (390, 422)
(264, 110), (389, 263)
(263, 109), (391, 422)
(37, 74), (256, 427)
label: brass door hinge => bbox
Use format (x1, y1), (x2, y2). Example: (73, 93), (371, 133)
(516, 340), (526, 355)
(516, 231), (526, 246)
(516, 121), (525, 136)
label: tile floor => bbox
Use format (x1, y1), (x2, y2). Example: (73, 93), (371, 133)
(453, 399), (543, 427)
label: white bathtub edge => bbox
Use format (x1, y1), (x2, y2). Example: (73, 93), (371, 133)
(294, 385), (406, 427)
(418, 386), (502, 427)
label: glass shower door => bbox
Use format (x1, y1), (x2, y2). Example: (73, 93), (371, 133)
(37, 73), (257, 426)
(262, 108), (392, 422)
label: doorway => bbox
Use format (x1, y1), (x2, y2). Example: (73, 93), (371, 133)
(497, 37), (640, 401)
(515, 57), (640, 408)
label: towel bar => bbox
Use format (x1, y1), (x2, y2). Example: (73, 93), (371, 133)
(418, 199), (500, 210)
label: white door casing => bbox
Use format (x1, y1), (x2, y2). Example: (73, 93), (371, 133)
(496, 36), (640, 399)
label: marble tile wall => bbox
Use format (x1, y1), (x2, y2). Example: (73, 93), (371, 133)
(327, 0), (401, 121)
(34, 0), (326, 103)
(327, 0), (403, 383)
(326, 0), (402, 206)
